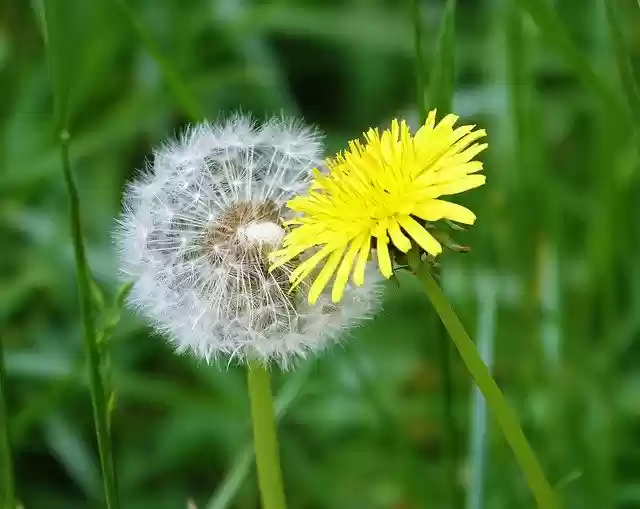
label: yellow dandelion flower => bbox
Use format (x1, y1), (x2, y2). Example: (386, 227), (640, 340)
(270, 110), (487, 304)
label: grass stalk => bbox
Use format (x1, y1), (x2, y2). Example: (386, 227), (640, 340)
(41, 2), (120, 506)
(0, 337), (16, 509)
(517, 0), (627, 122)
(429, 0), (456, 113)
(59, 132), (120, 509)
(408, 250), (558, 509)
(466, 276), (497, 509)
(113, 0), (204, 122)
(246, 362), (287, 509)
(410, 0), (427, 122)
(415, 1), (461, 506)
(603, 0), (640, 127)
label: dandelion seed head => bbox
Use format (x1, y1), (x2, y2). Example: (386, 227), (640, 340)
(116, 115), (382, 367)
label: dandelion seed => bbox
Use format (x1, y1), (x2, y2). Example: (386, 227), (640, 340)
(270, 110), (487, 303)
(116, 115), (381, 367)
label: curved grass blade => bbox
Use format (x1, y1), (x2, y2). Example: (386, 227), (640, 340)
(603, 0), (640, 127)
(429, 0), (456, 114)
(0, 336), (17, 509)
(112, 0), (204, 122)
(517, 0), (626, 121)
(41, 1), (120, 506)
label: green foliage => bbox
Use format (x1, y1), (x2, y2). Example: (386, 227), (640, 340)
(1, 0), (639, 508)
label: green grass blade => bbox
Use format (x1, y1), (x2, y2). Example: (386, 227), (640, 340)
(41, 2), (120, 507)
(603, 0), (640, 125)
(466, 277), (497, 509)
(517, 0), (626, 119)
(429, 0), (456, 114)
(59, 132), (120, 509)
(423, 3), (461, 506)
(206, 448), (254, 509)
(0, 337), (17, 509)
(113, 0), (204, 122)
(40, 0), (75, 130)
(410, 0), (427, 123)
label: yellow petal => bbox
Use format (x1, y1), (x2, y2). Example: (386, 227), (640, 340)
(429, 129), (486, 171)
(289, 243), (335, 288)
(413, 200), (476, 225)
(426, 109), (437, 129)
(398, 215), (442, 256)
(375, 221), (393, 278)
(308, 248), (344, 304)
(376, 240), (393, 279)
(353, 233), (371, 286)
(388, 217), (412, 252)
(331, 235), (363, 302)
(425, 174), (486, 198)
(414, 110), (438, 146)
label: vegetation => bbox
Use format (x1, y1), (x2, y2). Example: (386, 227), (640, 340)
(1, 0), (638, 508)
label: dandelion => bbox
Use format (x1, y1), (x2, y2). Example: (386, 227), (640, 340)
(116, 115), (381, 367)
(270, 110), (487, 303)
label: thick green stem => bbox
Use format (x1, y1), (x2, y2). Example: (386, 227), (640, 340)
(408, 251), (558, 509)
(0, 337), (16, 509)
(247, 362), (287, 509)
(59, 132), (119, 509)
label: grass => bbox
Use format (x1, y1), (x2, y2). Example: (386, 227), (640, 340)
(0, 335), (16, 509)
(42, 1), (120, 507)
(1, 0), (639, 508)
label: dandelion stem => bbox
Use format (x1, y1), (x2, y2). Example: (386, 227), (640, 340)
(59, 132), (120, 509)
(408, 250), (559, 509)
(247, 361), (287, 509)
(0, 337), (16, 509)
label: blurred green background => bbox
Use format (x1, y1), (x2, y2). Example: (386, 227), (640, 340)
(1, 0), (639, 508)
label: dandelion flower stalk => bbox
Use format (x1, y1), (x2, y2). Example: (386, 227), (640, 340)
(271, 112), (558, 508)
(0, 336), (16, 509)
(117, 116), (382, 509)
(408, 250), (558, 509)
(247, 361), (287, 509)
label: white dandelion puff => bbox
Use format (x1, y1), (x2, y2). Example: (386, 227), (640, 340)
(116, 114), (382, 367)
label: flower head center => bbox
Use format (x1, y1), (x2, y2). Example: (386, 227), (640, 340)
(237, 221), (285, 247)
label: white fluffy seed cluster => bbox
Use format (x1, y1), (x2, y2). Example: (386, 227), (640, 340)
(116, 115), (381, 367)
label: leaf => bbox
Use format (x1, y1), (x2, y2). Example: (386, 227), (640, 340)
(90, 276), (106, 313)
(114, 281), (134, 311)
